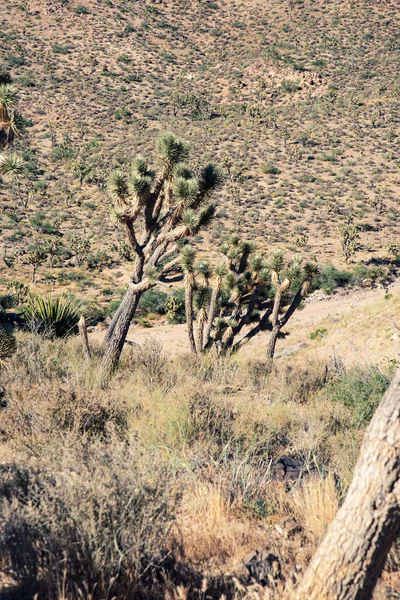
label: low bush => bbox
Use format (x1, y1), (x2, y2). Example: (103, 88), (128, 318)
(0, 438), (179, 600)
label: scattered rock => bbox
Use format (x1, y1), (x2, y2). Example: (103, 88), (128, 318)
(243, 550), (282, 585)
(271, 456), (318, 482)
(275, 342), (308, 358)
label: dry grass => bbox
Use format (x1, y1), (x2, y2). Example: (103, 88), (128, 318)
(0, 332), (398, 598)
(290, 474), (340, 547)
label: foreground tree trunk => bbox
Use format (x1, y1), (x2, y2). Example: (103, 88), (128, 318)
(266, 325), (280, 359)
(101, 288), (141, 380)
(295, 370), (400, 600)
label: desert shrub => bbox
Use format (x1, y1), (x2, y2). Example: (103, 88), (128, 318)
(165, 288), (186, 324)
(23, 294), (82, 338)
(126, 338), (172, 387)
(321, 366), (392, 426)
(0, 438), (179, 599)
(261, 162), (281, 175)
(314, 264), (352, 293)
(188, 392), (236, 447)
(0, 293), (15, 309)
(139, 289), (168, 315)
(74, 4), (90, 14)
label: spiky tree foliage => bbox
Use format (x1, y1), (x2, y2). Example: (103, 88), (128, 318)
(0, 328), (17, 370)
(0, 152), (25, 181)
(25, 246), (48, 283)
(102, 133), (222, 377)
(339, 222), (360, 263)
(24, 294), (82, 339)
(0, 84), (24, 148)
(184, 236), (318, 358)
(193, 285), (211, 354)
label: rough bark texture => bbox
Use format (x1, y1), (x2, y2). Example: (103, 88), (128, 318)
(266, 325), (280, 359)
(101, 288), (140, 379)
(78, 315), (91, 360)
(295, 369), (400, 600)
(185, 274), (197, 354)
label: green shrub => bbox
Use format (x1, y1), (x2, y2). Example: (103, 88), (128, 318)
(139, 289), (168, 315)
(261, 162), (281, 175)
(24, 294), (82, 338)
(165, 289), (185, 324)
(324, 367), (392, 426)
(74, 4), (90, 14)
(314, 264), (352, 293)
(310, 328), (327, 340)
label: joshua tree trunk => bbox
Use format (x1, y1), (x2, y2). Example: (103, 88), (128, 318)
(185, 274), (197, 354)
(102, 288), (141, 380)
(266, 324), (280, 359)
(295, 370), (400, 600)
(203, 280), (221, 349)
(78, 315), (91, 360)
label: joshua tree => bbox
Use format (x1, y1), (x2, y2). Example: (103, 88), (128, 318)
(102, 132), (222, 377)
(183, 236), (318, 357)
(0, 84), (24, 148)
(25, 246), (48, 283)
(339, 222), (360, 263)
(69, 234), (91, 267)
(181, 245), (197, 354)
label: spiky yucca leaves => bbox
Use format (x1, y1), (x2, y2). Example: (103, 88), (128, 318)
(0, 152), (25, 181)
(0, 85), (23, 148)
(24, 295), (82, 339)
(0, 85), (17, 120)
(194, 285), (212, 353)
(103, 133), (222, 375)
(0, 328), (17, 369)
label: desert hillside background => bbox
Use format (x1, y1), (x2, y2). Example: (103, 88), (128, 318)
(0, 1), (400, 599)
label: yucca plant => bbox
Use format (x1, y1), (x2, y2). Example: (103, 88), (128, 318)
(0, 152), (25, 181)
(0, 328), (17, 369)
(24, 294), (82, 339)
(0, 84), (24, 148)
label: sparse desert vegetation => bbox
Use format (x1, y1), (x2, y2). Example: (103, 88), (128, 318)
(0, 0), (400, 598)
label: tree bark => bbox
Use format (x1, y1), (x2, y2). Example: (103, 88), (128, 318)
(101, 288), (140, 381)
(266, 324), (280, 359)
(78, 315), (91, 360)
(203, 281), (220, 349)
(295, 369), (400, 600)
(185, 274), (197, 354)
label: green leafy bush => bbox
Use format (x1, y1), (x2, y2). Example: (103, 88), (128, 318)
(324, 367), (392, 426)
(139, 289), (168, 316)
